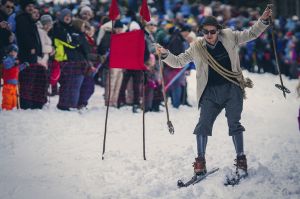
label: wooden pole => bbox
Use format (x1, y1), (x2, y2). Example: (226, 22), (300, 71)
(102, 20), (114, 160)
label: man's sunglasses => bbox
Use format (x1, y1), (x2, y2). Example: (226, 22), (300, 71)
(202, 29), (217, 35)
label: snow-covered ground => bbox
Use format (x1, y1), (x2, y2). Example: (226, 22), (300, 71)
(0, 71), (299, 199)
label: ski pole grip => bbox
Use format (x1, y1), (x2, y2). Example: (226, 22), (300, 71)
(167, 121), (175, 134)
(267, 4), (273, 9)
(267, 4), (273, 24)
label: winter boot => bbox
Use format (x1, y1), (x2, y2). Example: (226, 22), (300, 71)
(132, 104), (139, 113)
(234, 155), (248, 175)
(193, 157), (207, 175)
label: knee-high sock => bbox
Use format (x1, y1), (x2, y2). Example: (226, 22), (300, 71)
(196, 135), (207, 158)
(232, 133), (244, 156)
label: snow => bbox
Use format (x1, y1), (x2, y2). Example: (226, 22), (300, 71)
(0, 71), (299, 199)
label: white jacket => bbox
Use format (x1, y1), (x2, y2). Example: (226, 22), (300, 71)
(37, 22), (53, 68)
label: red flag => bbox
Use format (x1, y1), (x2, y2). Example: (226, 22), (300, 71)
(140, 0), (151, 22)
(109, 0), (119, 20)
(110, 30), (147, 70)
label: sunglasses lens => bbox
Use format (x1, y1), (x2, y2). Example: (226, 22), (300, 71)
(203, 29), (217, 35)
(202, 29), (208, 34)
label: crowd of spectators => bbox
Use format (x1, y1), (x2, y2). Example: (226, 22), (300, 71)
(0, 0), (299, 112)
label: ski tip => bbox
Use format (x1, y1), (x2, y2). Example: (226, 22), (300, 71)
(211, 167), (220, 172)
(177, 180), (185, 188)
(224, 173), (248, 186)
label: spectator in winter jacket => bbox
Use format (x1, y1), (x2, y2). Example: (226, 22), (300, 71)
(1, 44), (28, 110)
(144, 19), (162, 112)
(75, 19), (97, 109)
(156, 7), (272, 179)
(179, 24), (193, 107)
(0, 0), (15, 60)
(164, 25), (187, 108)
(16, 0), (48, 109)
(75, 9), (99, 109)
(53, 11), (90, 111)
(16, 0), (41, 64)
(37, 14), (54, 68)
(94, 17), (111, 87)
(117, 20), (146, 113)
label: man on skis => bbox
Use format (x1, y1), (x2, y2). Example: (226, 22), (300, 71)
(156, 6), (272, 178)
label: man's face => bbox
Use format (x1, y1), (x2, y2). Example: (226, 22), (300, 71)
(63, 14), (72, 24)
(31, 8), (40, 21)
(80, 11), (92, 21)
(86, 26), (95, 37)
(25, 3), (35, 14)
(115, 27), (123, 34)
(202, 25), (219, 45)
(146, 24), (157, 33)
(180, 31), (190, 39)
(1, 1), (14, 16)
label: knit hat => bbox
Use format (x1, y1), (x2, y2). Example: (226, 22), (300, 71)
(40, 14), (53, 26)
(7, 44), (18, 53)
(58, 8), (72, 23)
(79, 0), (91, 7)
(79, 6), (93, 16)
(129, 21), (140, 31)
(180, 24), (191, 32)
(199, 16), (223, 30)
(20, 0), (36, 11)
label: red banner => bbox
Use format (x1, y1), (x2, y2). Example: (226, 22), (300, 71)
(109, 0), (119, 20)
(110, 30), (147, 70)
(140, 0), (151, 22)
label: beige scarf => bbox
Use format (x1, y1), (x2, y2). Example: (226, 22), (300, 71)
(196, 40), (253, 99)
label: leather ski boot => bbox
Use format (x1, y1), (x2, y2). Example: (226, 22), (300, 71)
(193, 157), (207, 175)
(235, 155), (248, 175)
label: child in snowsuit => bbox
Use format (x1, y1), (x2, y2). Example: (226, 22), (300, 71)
(1, 44), (28, 110)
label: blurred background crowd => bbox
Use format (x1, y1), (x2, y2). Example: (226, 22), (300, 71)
(0, 0), (300, 112)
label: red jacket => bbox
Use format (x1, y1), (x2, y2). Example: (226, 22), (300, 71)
(2, 65), (19, 84)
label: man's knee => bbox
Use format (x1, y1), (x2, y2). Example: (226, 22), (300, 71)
(229, 122), (245, 136)
(194, 122), (213, 136)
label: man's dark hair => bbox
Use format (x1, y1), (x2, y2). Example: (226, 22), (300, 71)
(199, 16), (223, 30)
(1, 0), (15, 6)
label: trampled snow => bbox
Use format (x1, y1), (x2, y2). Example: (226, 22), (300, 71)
(0, 71), (299, 199)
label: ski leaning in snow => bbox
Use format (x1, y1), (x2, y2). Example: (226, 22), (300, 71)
(224, 171), (248, 186)
(177, 167), (219, 188)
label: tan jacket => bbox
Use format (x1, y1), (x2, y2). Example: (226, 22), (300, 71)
(163, 20), (269, 105)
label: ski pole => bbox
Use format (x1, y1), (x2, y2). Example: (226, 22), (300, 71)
(102, 20), (115, 160)
(267, 3), (290, 98)
(16, 83), (20, 109)
(142, 71), (146, 160)
(158, 53), (174, 134)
